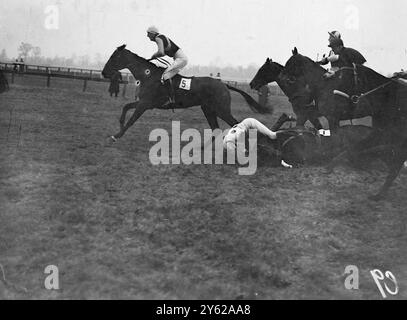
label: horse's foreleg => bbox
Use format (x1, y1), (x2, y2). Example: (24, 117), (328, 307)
(113, 102), (149, 140)
(307, 108), (323, 130)
(326, 115), (340, 133)
(294, 113), (307, 127)
(119, 102), (138, 130)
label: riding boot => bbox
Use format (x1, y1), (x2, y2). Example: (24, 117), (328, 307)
(164, 78), (176, 107)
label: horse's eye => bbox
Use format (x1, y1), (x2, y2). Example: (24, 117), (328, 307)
(145, 69), (150, 75)
(135, 80), (141, 86)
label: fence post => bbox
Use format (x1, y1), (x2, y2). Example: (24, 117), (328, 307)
(11, 71), (15, 83)
(83, 79), (87, 92)
(46, 68), (51, 87)
(121, 83), (126, 97)
(122, 74), (129, 98)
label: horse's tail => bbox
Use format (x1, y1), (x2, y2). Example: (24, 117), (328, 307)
(226, 84), (271, 114)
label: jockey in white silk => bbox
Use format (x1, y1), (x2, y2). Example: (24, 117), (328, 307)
(223, 118), (277, 152)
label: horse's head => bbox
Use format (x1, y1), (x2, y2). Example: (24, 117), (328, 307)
(280, 47), (327, 91)
(102, 44), (133, 78)
(280, 47), (308, 83)
(250, 58), (283, 90)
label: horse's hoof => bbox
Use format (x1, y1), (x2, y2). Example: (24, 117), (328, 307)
(104, 135), (118, 146)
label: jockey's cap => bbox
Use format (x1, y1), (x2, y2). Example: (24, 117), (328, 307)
(328, 31), (341, 39)
(147, 26), (159, 34)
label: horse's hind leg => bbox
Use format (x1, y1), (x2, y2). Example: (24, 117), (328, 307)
(325, 129), (384, 173)
(217, 111), (239, 127)
(370, 140), (407, 200)
(212, 90), (239, 127)
(201, 106), (221, 150)
(201, 106), (219, 130)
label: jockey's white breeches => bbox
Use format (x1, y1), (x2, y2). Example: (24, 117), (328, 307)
(223, 118), (277, 152)
(162, 49), (188, 81)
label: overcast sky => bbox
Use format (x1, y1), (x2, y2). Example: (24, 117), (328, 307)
(0, 0), (406, 74)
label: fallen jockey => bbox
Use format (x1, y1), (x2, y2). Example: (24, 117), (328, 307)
(223, 115), (378, 168)
(223, 114), (308, 167)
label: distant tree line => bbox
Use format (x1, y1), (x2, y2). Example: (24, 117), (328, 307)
(0, 43), (106, 70)
(0, 43), (261, 79)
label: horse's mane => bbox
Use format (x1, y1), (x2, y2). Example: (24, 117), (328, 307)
(125, 49), (160, 70)
(357, 64), (389, 82)
(298, 54), (326, 73)
(271, 61), (284, 69)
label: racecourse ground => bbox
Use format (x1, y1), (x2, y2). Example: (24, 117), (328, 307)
(0, 74), (407, 299)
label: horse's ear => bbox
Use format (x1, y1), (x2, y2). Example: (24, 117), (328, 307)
(117, 44), (126, 51)
(266, 58), (270, 63)
(292, 47), (298, 55)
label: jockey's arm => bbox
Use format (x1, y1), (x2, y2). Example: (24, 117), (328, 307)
(399, 70), (407, 79)
(151, 37), (166, 59)
(394, 71), (407, 79)
(318, 51), (339, 65)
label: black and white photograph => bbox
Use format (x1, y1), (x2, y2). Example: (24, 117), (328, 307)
(0, 0), (406, 303)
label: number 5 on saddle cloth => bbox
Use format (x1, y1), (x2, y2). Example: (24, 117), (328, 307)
(151, 58), (192, 106)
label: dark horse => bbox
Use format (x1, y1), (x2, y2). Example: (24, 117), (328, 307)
(281, 48), (373, 131)
(323, 63), (407, 199)
(0, 69), (9, 94)
(250, 57), (323, 130)
(255, 114), (375, 168)
(102, 45), (269, 141)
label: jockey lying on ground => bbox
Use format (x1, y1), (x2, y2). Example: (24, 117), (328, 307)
(223, 115), (383, 169)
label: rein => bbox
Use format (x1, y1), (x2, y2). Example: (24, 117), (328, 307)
(334, 65), (395, 104)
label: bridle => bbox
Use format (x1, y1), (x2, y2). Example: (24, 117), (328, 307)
(334, 64), (395, 104)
